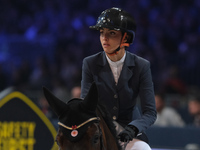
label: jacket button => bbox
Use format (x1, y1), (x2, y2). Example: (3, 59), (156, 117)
(114, 94), (118, 98)
(113, 116), (116, 120)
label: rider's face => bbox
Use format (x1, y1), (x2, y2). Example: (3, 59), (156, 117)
(99, 28), (122, 54)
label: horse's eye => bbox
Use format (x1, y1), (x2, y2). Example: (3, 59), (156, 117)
(93, 134), (100, 144)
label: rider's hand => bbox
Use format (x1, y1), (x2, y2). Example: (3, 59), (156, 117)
(118, 125), (138, 142)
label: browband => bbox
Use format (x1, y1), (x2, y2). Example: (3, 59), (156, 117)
(58, 117), (100, 130)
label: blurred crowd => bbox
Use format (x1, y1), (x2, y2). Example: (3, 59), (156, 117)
(0, 0), (200, 128)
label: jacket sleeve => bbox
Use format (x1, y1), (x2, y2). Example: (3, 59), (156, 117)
(81, 58), (94, 98)
(129, 61), (157, 133)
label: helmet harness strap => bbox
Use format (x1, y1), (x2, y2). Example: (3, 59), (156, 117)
(107, 32), (130, 56)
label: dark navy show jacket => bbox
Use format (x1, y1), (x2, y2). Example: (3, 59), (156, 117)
(81, 51), (157, 133)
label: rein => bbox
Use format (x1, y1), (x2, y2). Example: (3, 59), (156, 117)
(94, 122), (106, 150)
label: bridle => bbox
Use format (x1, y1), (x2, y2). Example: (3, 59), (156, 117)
(58, 117), (106, 150)
(94, 122), (106, 150)
(58, 117), (100, 130)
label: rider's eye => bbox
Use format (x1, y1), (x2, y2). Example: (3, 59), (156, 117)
(110, 31), (116, 35)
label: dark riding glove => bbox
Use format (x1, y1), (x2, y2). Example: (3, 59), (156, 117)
(118, 125), (138, 142)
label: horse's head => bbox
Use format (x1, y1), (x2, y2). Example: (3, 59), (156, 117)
(43, 83), (102, 150)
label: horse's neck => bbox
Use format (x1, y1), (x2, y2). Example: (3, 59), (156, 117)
(96, 108), (120, 150)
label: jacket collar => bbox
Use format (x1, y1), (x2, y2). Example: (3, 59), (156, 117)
(97, 51), (135, 67)
(125, 51), (136, 67)
(97, 51), (135, 91)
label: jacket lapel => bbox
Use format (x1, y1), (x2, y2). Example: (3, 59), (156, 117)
(117, 52), (135, 90)
(97, 52), (116, 92)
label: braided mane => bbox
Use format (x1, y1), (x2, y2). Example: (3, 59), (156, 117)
(96, 102), (121, 150)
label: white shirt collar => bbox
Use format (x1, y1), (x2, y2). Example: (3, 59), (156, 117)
(106, 52), (126, 67)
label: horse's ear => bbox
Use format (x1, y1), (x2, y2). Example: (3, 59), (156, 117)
(43, 87), (66, 117)
(83, 82), (98, 111)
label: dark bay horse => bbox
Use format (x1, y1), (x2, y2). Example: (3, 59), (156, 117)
(43, 83), (121, 150)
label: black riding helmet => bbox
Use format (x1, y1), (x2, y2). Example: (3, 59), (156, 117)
(90, 7), (136, 44)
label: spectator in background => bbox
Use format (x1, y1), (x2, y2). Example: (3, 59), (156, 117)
(51, 77), (71, 103)
(188, 94), (200, 127)
(154, 93), (185, 127)
(29, 56), (52, 90)
(185, 143), (200, 150)
(162, 66), (187, 95)
(70, 85), (81, 98)
(38, 94), (57, 120)
(38, 93), (58, 128)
